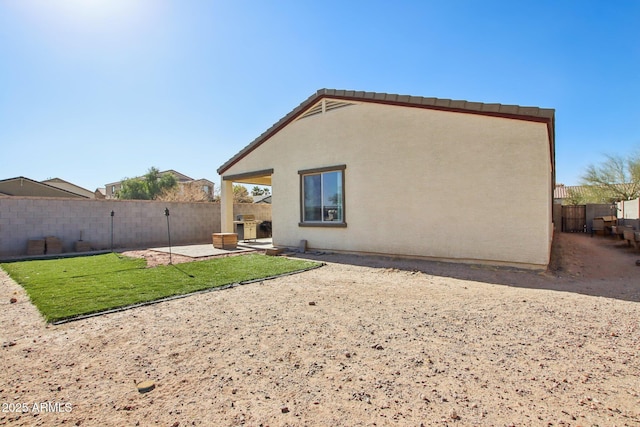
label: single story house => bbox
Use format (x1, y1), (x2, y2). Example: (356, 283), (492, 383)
(218, 89), (555, 269)
(0, 177), (91, 198)
(41, 178), (96, 199)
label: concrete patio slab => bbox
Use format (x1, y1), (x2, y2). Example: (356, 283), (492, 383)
(151, 238), (275, 258)
(150, 244), (252, 258)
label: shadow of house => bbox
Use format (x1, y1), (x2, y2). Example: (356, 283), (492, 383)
(289, 233), (640, 303)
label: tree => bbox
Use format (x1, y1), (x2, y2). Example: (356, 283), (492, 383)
(233, 185), (253, 203)
(117, 177), (149, 200)
(212, 185), (221, 202)
(580, 151), (640, 202)
(564, 187), (587, 205)
(157, 182), (212, 202)
(251, 186), (271, 196)
(118, 167), (178, 200)
(211, 184), (262, 203)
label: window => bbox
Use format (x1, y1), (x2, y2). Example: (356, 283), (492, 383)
(299, 165), (346, 227)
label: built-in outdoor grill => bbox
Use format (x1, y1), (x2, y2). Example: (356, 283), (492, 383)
(234, 214), (259, 242)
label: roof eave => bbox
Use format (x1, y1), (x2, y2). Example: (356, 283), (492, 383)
(218, 89), (555, 175)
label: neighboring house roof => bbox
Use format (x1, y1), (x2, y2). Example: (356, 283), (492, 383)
(554, 184), (587, 199)
(554, 183), (637, 200)
(218, 88), (556, 175)
(253, 194), (272, 204)
(0, 177), (90, 198)
(162, 170), (195, 183)
(42, 178), (95, 199)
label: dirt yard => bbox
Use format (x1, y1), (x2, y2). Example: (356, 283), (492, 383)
(1, 233), (639, 426)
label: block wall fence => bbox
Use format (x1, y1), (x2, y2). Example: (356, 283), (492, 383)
(0, 197), (271, 257)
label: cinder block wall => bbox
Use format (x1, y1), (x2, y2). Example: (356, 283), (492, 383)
(0, 197), (271, 257)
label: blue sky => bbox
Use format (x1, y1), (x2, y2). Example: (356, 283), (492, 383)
(1, 0), (638, 192)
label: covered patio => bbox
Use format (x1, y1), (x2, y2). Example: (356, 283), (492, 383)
(220, 168), (273, 234)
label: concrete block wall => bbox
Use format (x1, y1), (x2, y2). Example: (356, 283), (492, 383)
(0, 197), (271, 257)
(234, 203), (272, 222)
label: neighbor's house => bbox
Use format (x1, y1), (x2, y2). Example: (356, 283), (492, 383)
(218, 89), (555, 269)
(253, 194), (272, 204)
(41, 178), (96, 199)
(0, 177), (91, 199)
(554, 184), (585, 204)
(554, 183), (638, 205)
(104, 169), (215, 200)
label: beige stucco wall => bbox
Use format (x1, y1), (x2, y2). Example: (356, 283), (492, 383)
(222, 101), (553, 268)
(619, 198), (640, 219)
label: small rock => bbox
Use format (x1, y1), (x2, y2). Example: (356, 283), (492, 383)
(449, 409), (460, 420)
(281, 406), (289, 413)
(345, 352), (351, 358)
(308, 301), (316, 306)
(371, 344), (384, 350)
(10, 298), (17, 304)
(2, 341), (16, 348)
(171, 422), (179, 427)
(137, 380), (155, 393)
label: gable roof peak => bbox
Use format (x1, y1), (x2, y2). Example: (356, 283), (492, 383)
(218, 89), (555, 175)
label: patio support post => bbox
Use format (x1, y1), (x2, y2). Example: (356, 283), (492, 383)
(221, 179), (234, 233)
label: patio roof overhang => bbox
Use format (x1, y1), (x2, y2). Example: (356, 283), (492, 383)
(222, 168), (273, 186)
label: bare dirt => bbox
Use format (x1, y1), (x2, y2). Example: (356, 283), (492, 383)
(1, 233), (639, 426)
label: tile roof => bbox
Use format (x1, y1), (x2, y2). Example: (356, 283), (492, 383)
(218, 88), (555, 175)
(554, 183), (637, 199)
(554, 185), (588, 199)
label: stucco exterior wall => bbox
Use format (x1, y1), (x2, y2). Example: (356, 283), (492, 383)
(222, 101), (553, 268)
(618, 198), (639, 220)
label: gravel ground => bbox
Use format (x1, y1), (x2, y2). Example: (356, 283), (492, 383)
(1, 233), (639, 426)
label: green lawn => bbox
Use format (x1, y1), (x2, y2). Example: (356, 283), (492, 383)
(1, 253), (320, 323)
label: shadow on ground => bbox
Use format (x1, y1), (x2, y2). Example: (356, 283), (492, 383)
(290, 233), (640, 303)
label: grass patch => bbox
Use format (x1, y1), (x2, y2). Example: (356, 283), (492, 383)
(1, 253), (320, 323)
